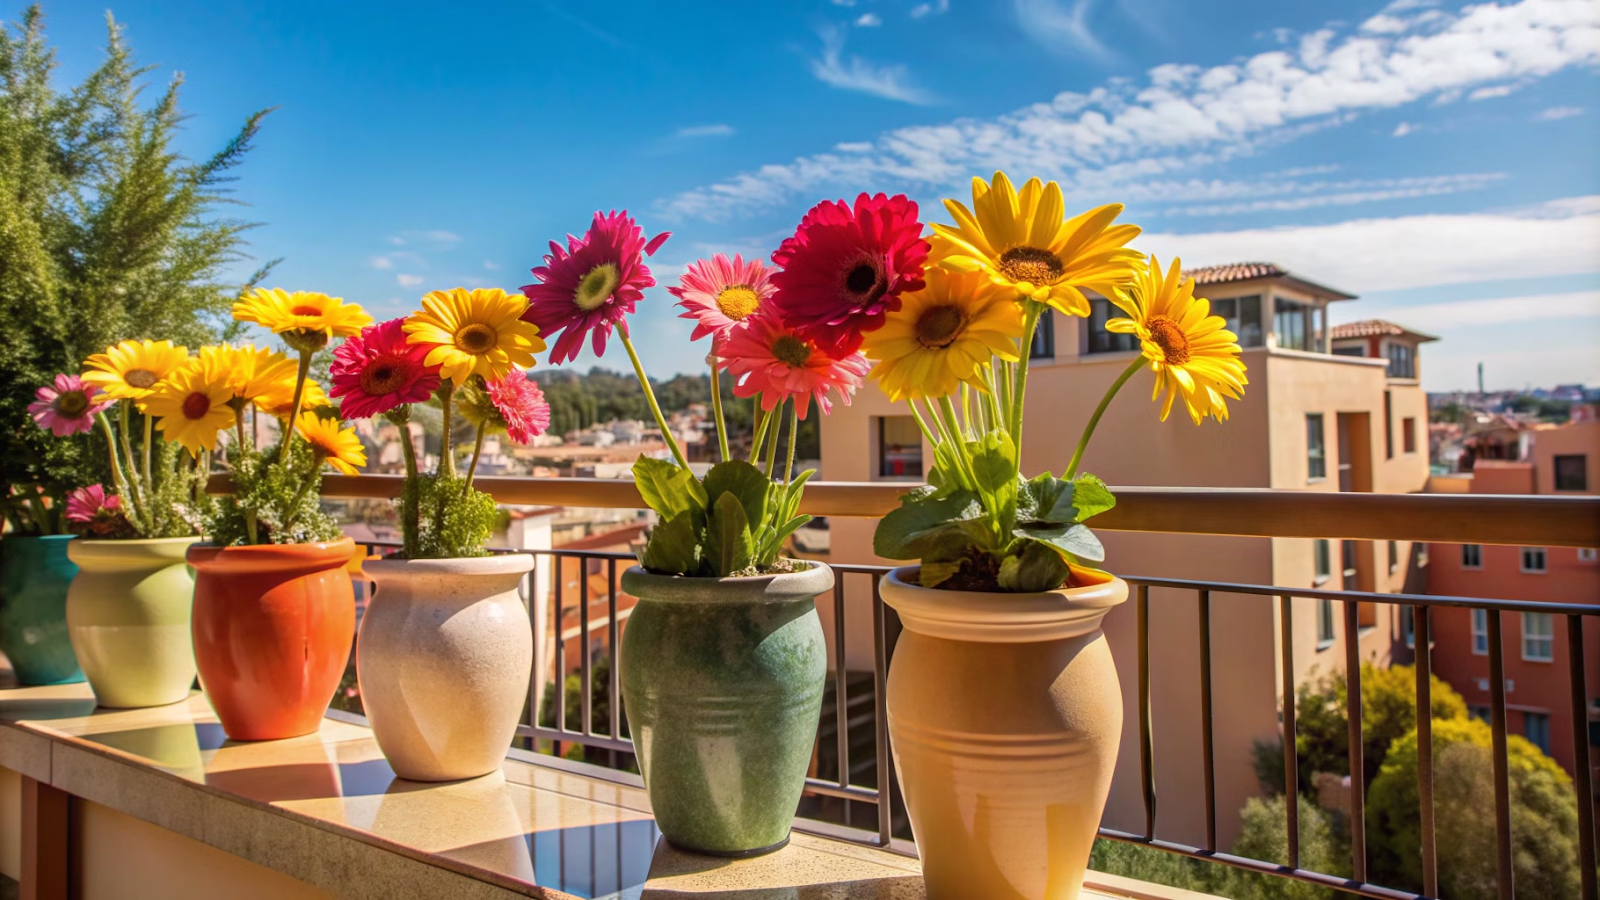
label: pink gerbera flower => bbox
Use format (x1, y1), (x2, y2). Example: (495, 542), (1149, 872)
(670, 253), (776, 345)
(770, 193), (929, 357)
(720, 309), (871, 419)
(65, 485), (119, 524)
(329, 319), (442, 419)
(485, 376), (552, 445)
(29, 374), (111, 436)
(521, 210), (670, 365)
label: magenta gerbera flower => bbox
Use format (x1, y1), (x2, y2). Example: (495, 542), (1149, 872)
(769, 192), (929, 357)
(670, 253), (776, 345)
(485, 376), (552, 445)
(520, 210), (670, 365)
(720, 309), (871, 420)
(29, 374), (111, 436)
(65, 485), (119, 524)
(329, 319), (442, 419)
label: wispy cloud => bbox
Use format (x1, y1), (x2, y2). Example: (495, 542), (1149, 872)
(1538, 105), (1584, 120)
(1393, 121), (1415, 137)
(1014, 0), (1110, 59)
(675, 123), (736, 138)
(1361, 290), (1600, 328)
(1467, 84), (1517, 101)
(396, 274), (425, 288)
(856, 13), (882, 27)
(1155, 173), (1505, 217)
(541, 1), (626, 49)
(368, 255), (394, 270)
(484, 260), (501, 270)
(808, 27), (935, 105)
(910, 0), (950, 17)
(390, 230), (461, 248)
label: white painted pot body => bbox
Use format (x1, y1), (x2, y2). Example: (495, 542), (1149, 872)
(358, 554), (534, 782)
(880, 567), (1128, 900)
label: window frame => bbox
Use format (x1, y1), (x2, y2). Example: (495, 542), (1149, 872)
(1029, 308), (1055, 360)
(1520, 547), (1547, 574)
(1388, 540), (1400, 574)
(1316, 598), (1336, 650)
(1461, 543), (1483, 570)
(1521, 612), (1554, 662)
(1401, 605), (1416, 649)
(874, 415), (924, 481)
(1385, 341), (1416, 379)
(1402, 417), (1417, 455)
(1313, 538), (1332, 586)
(1274, 298), (1311, 351)
(1579, 548), (1598, 563)
(1306, 413), (1327, 482)
(1553, 454), (1588, 491)
(1083, 297), (1139, 355)
(1471, 608), (1488, 656)
(1523, 711), (1551, 754)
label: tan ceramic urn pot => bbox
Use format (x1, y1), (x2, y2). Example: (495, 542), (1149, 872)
(880, 566), (1128, 900)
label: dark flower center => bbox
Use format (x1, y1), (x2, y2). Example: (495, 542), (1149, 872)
(770, 335), (813, 368)
(291, 305), (323, 316)
(845, 262), (880, 294)
(1147, 315), (1191, 366)
(181, 392), (211, 420)
(54, 390), (90, 417)
(124, 369), (158, 389)
(455, 323), (498, 354)
(361, 357), (411, 395)
(997, 246), (1064, 285)
(914, 305), (966, 349)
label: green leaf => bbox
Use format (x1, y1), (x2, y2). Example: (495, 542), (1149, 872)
(1070, 473), (1116, 521)
(873, 486), (986, 560)
(705, 492), (754, 576)
(1016, 522), (1105, 562)
(641, 512), (702, 575)
(997, 541), (1071, 593)
(633, 456), (705, 523)
(1020, 472), (1072, 524)
(920, 559), (963, 589)
(703, 459), (770, 533)
(968, 432), (1019, 534)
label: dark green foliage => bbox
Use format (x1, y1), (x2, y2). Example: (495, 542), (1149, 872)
(401, 471), (497, 559)
(132, 439), (207, 538)
(203, 441), (339, 546)
(538, 654), (634, 770)
(0, 7), (272, 508)
(633, 457), (811, 577)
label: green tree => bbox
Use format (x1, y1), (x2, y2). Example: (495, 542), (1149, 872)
(0, 6), (270, 519)
(1208, 796), (1353, 900)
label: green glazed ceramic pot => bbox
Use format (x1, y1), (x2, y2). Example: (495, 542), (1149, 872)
(67, 537), (199, 708)
(0, 535), (85, 685)
(620, 561), (832, 857)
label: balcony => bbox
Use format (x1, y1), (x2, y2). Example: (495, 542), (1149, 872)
(3, 479), (1597, 900)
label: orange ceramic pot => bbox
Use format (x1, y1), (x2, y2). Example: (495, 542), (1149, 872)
(188, 538), (358, 741)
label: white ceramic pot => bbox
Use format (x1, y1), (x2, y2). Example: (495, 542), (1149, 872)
(358, 554), (535, 782)
(880, 566), (1128, 900)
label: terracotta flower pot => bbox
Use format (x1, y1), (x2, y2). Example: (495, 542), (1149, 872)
(67, 536), (199, 708)
(880, 566), (1128, 900)
(188, 538), (358, 741)
(620, 561), (833, 857)
(0, 535), (84, 685)
(357, 554), (535, 781)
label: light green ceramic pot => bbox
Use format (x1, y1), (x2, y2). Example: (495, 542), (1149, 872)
(620, 561), (832, 857)
(66, 537), (199, 708)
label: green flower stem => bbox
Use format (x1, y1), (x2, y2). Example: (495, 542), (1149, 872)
(1065, 355), (1146, 480)
(708, 349), (731, 463)
(141, 411), (154, 499)
(922, 398), (974, 491)
(118, 402), (147, 530)
(996, 358), (1014, 435)
(937, 396), (982, 490)
(279, 468), (319, 535)
(763, 399), (784, 479)
(194, 450), (208, 507)
(619, 323), (691, 471)
(439, 382), (456, 477)
(782, 401), (798, 486)
(97, 411), (137, 525)
(235, 414), (247, 459)
(463, 426), (486, 495)
(389, 408), (420, 558)
(276, 349), (314, 466)
(907, 400), (940, 451)
(1010, 302), (1043, 446)
(748, 405), (771, 464)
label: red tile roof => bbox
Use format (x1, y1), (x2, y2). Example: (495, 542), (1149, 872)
(1330, 319), (1439, 342)
(1182, 262), (1286, 285)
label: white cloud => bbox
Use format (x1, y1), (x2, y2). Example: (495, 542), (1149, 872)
(396, 274), (425, 288)
(1358, 290), (1600, 328)
(856, 13), (882, 27)
(390, 230), (462, 248)
(1156, 172), (1504, 216)
(664, 0), (1600, 221)
(1467, 84), (1516, 100)
(368, 255), (394, 270)
(484, 260), (501, 270)
(1015, 0), (1108, 58)
(1538, 105), (1584, 119)
(910, 0), (950, 18)
(1392, 121), (1415, 137)
(808, 27), (935, 104)
(831, 0), (855, 5)
(676, 123), (736, 138)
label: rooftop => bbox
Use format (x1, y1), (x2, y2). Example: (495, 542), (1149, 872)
(1182, 261), (1357, 301)
(1332, 319), (1441, 343)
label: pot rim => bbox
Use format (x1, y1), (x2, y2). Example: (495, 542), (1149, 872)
(362, 553), (535, 576)
(621, 559), (834, 604)
(187, 536), (357, 573)
(68, 535), (200, 567)
(880, 565), (1128, 643)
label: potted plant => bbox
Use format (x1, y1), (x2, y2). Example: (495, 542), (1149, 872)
(520, 208), (879, 856)
(861, 172), (1249, 900)
(334, 288), (552, 782)
(186, 289), (373, 741)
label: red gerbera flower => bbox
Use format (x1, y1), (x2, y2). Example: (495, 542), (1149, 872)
(769, 193), (929, 357)
(485, 376), (552, 445)
(720, 309), (871, 420)
(329, 319), (442, 419)
(521, 210), (670, 365)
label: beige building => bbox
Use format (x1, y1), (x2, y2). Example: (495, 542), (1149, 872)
(819, 263), (1435, 849)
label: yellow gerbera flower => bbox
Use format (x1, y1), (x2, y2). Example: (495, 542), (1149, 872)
(862, 268), (1024, 402)
(139, 359), (237, 455)
(1107, 255), (1248, 425)
(929, 172), (1143, 317)
(295, 412), (366, 475)
(233, 288), (373, 345)
(196, 344), (296, 405)
(402, 287), (545, 383)
(82, 339), (191, 402)
(255, 378), (329, 420)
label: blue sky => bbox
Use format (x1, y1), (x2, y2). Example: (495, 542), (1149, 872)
(37, 0), (1600, 390)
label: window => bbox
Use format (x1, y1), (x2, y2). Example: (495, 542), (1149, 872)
(1385, 342), (1416, 378)
(1524, 712), (1551, 754)
(1462, 544), (1483, 569)
(1317, 599), (1336, 648)
(1554, 454), (1588, 491)
(1306, 414), (1326, 481)
(1580, 548), (1598, 562)
(1417, 543), (1430, 567)
(1332, 345), (1366, 358)
(1520, 547), (1547, 573)
(1029, 309), (1055, 359)
(1085, 297), (1139, 354)
(1384, 390), (1394, 460)
(876, 416), (923, 479)
(1402, 606), (1415, 648)
(1402, 417), (1417, 454)
(1311, 305), (1326, 353)
(1274, 299), (1310, 350)
(1522, 612), (1554, 661)
(1211, 296), (1264, 347)
(1313, 539), (1332, 585)
(1388, 540), (1400, 574)
(1468, 704), (1491, 723)
(1471, 609), (1488, 655)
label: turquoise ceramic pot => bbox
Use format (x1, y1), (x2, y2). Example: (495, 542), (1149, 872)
(0, 535), (85, 685)
(620, 561), (833, 857)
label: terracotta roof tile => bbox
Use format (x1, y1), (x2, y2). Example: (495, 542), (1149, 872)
(1331, 319), (1439, 342)
(1181, 262), (1286, 285)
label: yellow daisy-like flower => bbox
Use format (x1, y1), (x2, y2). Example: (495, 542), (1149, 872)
(1107, 255), (1248, 425)
(861, 268), (1024, 403)
(233, 288), (373, 344)
(82, 339), (191, 402)
(255, 378), (329, 420)
(196, 344), (297, 405)
(138, 358), (237, 455)
(295, 412), (366, 475)
(930, 172), (1143, 317)
(402, 287), (545, 383)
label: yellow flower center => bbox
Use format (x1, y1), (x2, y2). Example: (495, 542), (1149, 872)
(455, 323), (498, 355)
(997, 246), (1064, 286)
(715, 284), (760, 320)
(54, 391), (89, 417)
(770, 335), (812, 368)
(1147, 315), (1191, 366)
(181, 392), (212, 421)
(575, 263), (621, 311)
(124, 369), (159, 389)
(291, 305), (323, 317)
(914, 305), (966, 349)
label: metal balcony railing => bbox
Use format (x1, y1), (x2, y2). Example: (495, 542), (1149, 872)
(288, 474), (1600, 900)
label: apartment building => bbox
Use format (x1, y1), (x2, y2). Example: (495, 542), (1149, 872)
(819, 263), (1434, 848)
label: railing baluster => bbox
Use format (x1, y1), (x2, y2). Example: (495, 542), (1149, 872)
(1198, 589), (1216, 853)
(607, 558), (620, 742)
(1413, 605), (1437, 898)
(1279, 594), (1299, 869)
(834, 578), (849, 794)
(1487, 610), (1514, 900)
(1137, 583), (1156, 841)
(527, 561), (540, 752)
(1343, 600), (1366, 883)
(581, 556), (592, 737)
(554, 553), (566, 746)
(871, 573), (892, 846)
(1567, 614), (1597, 900)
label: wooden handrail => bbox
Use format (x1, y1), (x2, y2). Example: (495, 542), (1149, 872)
(207, 474), (1600, 548)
